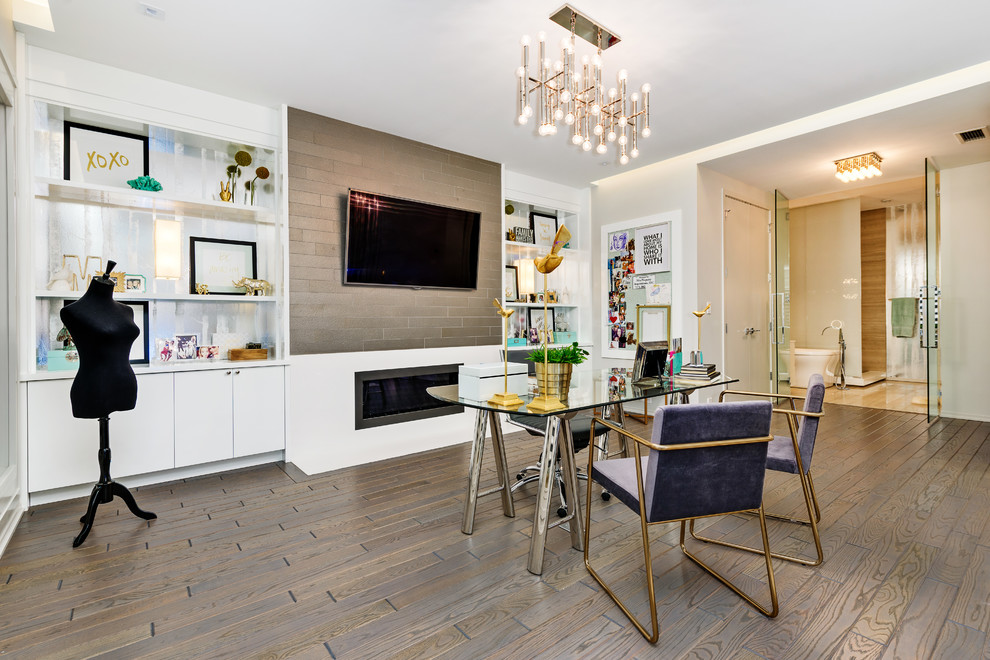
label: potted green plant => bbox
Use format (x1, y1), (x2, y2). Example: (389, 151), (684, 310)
(525, 342), (589, 399)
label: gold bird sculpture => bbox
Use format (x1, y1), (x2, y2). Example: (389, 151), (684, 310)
(692, 302), (711, 319)
(534, 225), (572, 274)
(492, 298), (515, 319)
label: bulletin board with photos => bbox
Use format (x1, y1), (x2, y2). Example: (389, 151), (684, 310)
(603, 214), (675, 358)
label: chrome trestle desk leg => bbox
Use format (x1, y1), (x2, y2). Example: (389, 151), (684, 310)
(488, 410), (515, 519)
(462, 409), (515, 535)
(555, 416), (585, 552)
(527, 413), (586, 575)
(528, 414), (563, 574)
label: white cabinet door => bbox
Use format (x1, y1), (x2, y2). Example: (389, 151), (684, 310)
(232, 366), (285, 457)
(27, 374), (175, 492)
(174, 370), (234, 468)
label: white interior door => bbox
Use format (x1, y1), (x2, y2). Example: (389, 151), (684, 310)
(723, 195), (771, 393)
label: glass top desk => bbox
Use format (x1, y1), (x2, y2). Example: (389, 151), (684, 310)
(428, 368), (736, 575)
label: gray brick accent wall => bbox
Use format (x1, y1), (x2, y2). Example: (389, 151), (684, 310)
(287, 108), (502, 355)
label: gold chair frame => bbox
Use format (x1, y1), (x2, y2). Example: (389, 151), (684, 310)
(583, 417), (778, 643)
(689, 390), (826, 567)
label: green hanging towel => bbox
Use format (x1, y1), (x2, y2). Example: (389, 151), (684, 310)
(891, 297), (917, 338)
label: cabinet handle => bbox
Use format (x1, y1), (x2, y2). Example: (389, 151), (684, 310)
(235, 370), (241, 374)
(226, 370), (232, 375)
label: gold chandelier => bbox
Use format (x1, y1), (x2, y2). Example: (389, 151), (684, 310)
(834, 152), (882, 182)
(516, 4), (651, 165)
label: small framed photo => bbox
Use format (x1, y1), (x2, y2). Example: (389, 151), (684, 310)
(546, 290), (558, 303)
(513, 226), (534, 244)
(196, 345), (220, 360)
(64, 121), (149, 186)
(527, 307), (556, 342)
(175, 334), (198, 360)
(119, 301), (149, 364)
(504, 265), (519, 302)
(124, 274), (146, 293)
(189, 237), (258, 295)
(530, 212), (558, 247)
(156, 338), (175, 362)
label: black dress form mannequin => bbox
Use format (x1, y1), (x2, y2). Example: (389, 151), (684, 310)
(60, 260), (156, 547)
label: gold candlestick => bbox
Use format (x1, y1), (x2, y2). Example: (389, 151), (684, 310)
(488, 299), (524, 408)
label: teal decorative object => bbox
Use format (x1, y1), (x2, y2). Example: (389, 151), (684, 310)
(127, 176), (162, 192)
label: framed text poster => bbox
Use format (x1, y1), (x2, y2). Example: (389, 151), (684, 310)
(601, 212), (678, 358)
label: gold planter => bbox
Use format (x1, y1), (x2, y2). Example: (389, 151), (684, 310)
(534, 362), (574, 399)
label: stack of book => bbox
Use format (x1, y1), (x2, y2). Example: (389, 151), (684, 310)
(677, 363), (720, 381)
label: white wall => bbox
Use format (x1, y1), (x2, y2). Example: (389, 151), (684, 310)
(940, 160), (990, 422)
(287, 345), (499, 475)
(590, 158), (698, 370)
(790, 198), (863, 378)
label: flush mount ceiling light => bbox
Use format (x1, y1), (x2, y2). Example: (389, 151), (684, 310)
(834, 152), (882, 182)
(516, 4), (650, 166)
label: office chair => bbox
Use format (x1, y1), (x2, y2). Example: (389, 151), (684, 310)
(691, 373), (826, 566)
(584, 401), (777, 642)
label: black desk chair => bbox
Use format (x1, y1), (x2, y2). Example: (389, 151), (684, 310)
(507, 412), (611, 517)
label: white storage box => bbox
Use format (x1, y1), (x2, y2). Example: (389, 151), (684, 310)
(459, 362), (529, 401)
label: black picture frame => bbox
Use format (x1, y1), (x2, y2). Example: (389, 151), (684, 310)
(527, 307), (556, 343)
(504, 265), (520, 301)
(63, 121), (149, 184)
(189, 237), (258, 295)
(529, 211), (558, 247)
(119, 300), (150, 365)
(632, 340), (669, 385)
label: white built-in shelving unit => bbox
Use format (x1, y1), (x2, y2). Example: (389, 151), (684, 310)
(17, 48), (288, 502)
(502, 193), (591, 352)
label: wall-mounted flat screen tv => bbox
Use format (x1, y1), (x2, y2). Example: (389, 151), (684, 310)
(345, 189), (482, 290)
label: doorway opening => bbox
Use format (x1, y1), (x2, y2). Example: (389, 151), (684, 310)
(783, 178), (928, 414)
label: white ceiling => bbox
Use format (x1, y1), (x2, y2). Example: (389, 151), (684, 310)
(17, 0), (990, 195)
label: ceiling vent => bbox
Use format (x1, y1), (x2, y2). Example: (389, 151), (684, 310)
(954, 126), (988, 144)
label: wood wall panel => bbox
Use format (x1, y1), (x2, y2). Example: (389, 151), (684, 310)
(861, 208), (886, 373)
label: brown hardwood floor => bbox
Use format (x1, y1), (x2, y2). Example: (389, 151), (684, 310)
(1, 405), (988, 658)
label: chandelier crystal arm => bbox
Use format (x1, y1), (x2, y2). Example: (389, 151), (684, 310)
(516, 5), (651, 165)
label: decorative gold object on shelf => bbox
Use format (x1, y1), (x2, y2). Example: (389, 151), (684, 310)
(109, 271), (126, 293)
(219, 180), (232, 202)
(692, 302), (711, 364)
(247, 166), (270, 206)
(527, 224), (571, 413)
(226, 150), (253, 201)
(195, 283), (210, 295)
(488, 299), (524, 408)
(82, 255), (104, 286)
(232, 277), (272, 296)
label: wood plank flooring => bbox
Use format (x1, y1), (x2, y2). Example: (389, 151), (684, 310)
(1, 405), (988, 658)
